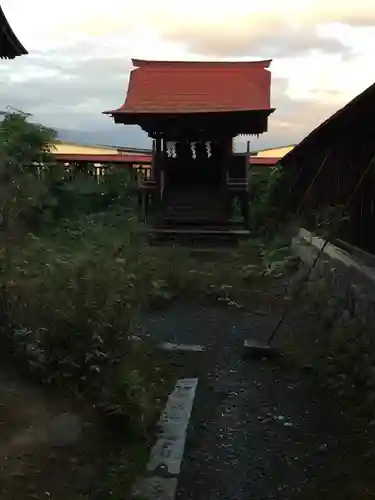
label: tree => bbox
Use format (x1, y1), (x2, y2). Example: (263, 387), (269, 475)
(0, 110), (57, 230)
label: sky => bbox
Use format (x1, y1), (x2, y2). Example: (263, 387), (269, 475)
(2, 0), (375, 150)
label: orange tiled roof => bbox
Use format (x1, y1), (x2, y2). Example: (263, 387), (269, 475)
(106, 59), (272, 115)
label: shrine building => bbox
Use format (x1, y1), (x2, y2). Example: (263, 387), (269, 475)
(104, 59), (274, 245)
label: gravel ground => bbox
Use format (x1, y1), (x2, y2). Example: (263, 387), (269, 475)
(133, 303), (375, 500)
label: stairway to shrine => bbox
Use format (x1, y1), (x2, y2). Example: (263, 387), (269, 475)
(149, 188), (250, 247)
(161, 189), (229, 226)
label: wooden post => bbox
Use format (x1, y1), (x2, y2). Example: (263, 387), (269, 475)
(246, 140), (251, 190)
(225, 137), (233, 185)
(242, 140), (251, 229)
(155, 137), (161, 180)
(224, 138), (233, 220)
(160, 138), (165, 201)
(151, 139), (156, 180)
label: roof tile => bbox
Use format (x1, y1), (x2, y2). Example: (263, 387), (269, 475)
(107, 59), (272, 115)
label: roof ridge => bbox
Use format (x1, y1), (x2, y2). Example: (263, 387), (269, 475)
(132, 58), (272, 69)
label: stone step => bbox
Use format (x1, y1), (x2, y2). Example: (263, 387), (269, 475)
(164, 203), (224, 210)
(151, 228), (250, 235)
(161, 219), (233, 227)
(147, 226), (250, 248)
(164, 208), (224, 214)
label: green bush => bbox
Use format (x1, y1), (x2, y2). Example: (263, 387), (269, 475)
(41, 166), (137, 223)
(0, 111), (297, 439)
(250, 165), (283, 230)
(0, 111), (137, 231)
(0, 111), (165, 437)
(0, 111), (57, 230)
(0, 214), (173, 431)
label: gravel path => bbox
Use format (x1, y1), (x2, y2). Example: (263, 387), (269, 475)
(133, 303), (375, 499)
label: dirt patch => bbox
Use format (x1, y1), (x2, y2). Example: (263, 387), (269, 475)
(0, 365), (156, 500)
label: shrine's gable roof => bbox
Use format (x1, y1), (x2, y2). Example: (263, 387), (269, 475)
(105, 59), (272, 116)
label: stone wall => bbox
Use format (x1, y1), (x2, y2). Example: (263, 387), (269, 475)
(290, 228), (375, 412)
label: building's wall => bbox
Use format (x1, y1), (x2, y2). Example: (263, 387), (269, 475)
(53, 142), (119, 155)
(52, 142), (151, 157)
(292, 228), (375, 416)
(256, 145), (295, 158)
(117, 150), (150, 156)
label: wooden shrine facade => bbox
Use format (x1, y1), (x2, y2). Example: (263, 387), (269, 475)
(0, 6), (27, 59)
(279, 80), (375, 256)
(104, 59), (274, 241)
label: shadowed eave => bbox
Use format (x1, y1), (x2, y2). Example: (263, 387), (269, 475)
(0, 6), (28, 59)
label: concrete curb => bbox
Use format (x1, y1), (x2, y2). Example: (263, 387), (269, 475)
(132, 378), (199, 500)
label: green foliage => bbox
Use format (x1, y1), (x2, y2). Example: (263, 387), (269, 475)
(0, 111), (136, 231)
(0, 110), (57, 165)
(259, 233), (301, 277)
(0, 214), (172, 433)
(0, 111), (164, 438)
(0, 111), (57, 229)
(42, 167), (136, 222)
(0, 110), (304, 497)
(250, 165), (284, 230)
(0, 110), (298, 445)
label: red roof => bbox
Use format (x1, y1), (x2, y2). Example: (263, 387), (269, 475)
(53, 153), (151, 165)
(53, 152), (279, 167)
(250, 157), (279, 166)
(105, 59), (272, 115)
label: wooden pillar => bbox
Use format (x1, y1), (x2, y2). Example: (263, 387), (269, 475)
(223, 138), (232, 220)
(150, 139), (155, 179)
(160, 139), (165, 201)
(246, 140), (251, 191)
(241, 193), (250, 229)
(224, 137), (232, 186)
(154, 137), (162, 183)
(241, 140), (251, 229)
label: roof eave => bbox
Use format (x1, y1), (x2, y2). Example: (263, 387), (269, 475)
(0, 7), (28, 59)
(104, 107), (275, 117)
(280, 81), (375, 168)
(131, 58), (272, 69)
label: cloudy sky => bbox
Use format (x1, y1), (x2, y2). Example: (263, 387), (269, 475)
(2, 0), (375, 150)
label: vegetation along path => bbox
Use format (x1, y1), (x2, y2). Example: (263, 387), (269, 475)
(2, 111), (375, 499)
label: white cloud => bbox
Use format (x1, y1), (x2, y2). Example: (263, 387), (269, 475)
(2, 0), (375, 148)
(5, 0), (375, 53)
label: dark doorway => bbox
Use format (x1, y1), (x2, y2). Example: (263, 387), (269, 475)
(165, 141), (223, 188)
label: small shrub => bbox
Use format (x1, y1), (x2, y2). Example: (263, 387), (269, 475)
(250, 165), (284, 230)
(0, 212), (166, 435)
(101, 366), (151, 436)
